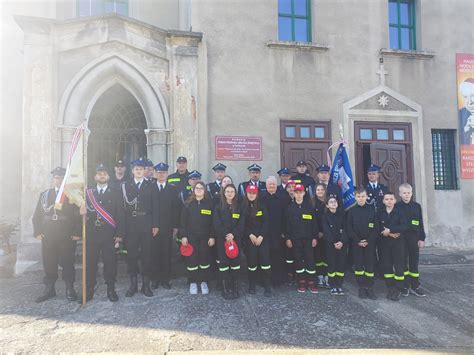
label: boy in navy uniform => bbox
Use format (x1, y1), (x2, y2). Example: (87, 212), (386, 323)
(366, 164), (388, 211)
(207, 163), (227, 200)
(377, 192), (407, 301)
(397, 183), (427, 297)
(317, 164), (342, 205)
(80, 164), (125, 302)
(346, 187), (378, 300)
(121, 158), (159, 297)
(168, 156), (190, 193)
(238, 164), (267, 197)
(32, 167), (81, 303)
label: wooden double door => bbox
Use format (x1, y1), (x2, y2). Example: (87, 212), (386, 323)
(355, 122), (414, 194)
(280, 120), (414, 194)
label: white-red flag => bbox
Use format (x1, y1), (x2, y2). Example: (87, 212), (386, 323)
(55, 122), (89, 209)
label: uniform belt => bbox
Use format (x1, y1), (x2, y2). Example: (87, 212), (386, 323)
(130, 211), (149, 217)
(44, 215), (67, 221)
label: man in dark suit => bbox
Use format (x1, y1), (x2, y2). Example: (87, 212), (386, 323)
(207, 163), (226, 200)
(238, 163), (266, 198)
(121, 158), (159, 297)
(80, 163), (125, 302)
(151, 162), (180, 289)
(366, 164), (388, 211)
(32, 167), (81, 303)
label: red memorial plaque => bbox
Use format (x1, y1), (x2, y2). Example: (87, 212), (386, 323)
(215, 136), (263, 161)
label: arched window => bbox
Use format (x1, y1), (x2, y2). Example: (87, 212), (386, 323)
(77, 0), (128, 17)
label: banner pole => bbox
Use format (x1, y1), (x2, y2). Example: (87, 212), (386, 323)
(82, 122), (88, 307)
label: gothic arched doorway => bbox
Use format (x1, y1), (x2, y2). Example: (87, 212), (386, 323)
(87, 84), (147, 181)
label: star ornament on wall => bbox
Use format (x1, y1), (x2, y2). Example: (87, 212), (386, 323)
(378, 94), (389, 108)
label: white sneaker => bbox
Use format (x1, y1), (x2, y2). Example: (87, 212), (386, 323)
(317, 275), (325, 287)
(189, 283), (198, 295)
(200, 282), (209, 295)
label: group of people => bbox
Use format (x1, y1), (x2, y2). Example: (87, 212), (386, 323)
(32, 155), (427, 304)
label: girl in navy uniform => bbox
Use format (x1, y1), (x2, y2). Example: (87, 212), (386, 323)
(180, 181), (215, 295)
(213, 184), (246, 299)
(243, 184), (271, 296)
(322, 195), (348, 295)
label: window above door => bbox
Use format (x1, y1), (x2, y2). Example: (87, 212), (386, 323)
(356, 122), (411, 143)
(281, 120), (331, 142)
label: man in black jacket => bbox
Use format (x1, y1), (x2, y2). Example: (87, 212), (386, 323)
(80, 164), (125, 302)
(291, 160), (316, 197)
(32, 167), (81, 303)
(151, 162), (180, 289)
(261, 176), (288, 286)
(207, 163), (227, 200)
(366, 164), (388, 211)
(167, 156), (190, 193)
(121, 158), (159, 297)
(238, 163), (267, 198)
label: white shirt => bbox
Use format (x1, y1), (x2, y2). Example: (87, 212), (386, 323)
(157, 181), (167, 190)
(97, 184), (108, 194)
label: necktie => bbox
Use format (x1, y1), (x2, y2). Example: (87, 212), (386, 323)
(99, 188), (104, 195)
(160, 184), (163, 191)
(136, 182), (141, 189)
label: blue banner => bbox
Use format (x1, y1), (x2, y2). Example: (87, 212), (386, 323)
(329, 143), (356, 210)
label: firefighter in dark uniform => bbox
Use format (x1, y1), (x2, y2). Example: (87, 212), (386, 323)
(397, 183), (427, 297)
(291, 160), (316, 198)
(238, 163), (267, 198)
(121, 158), (159, 297)
(313, 183), (330, 288)
(377, 192), (407, 301)
(213, 184), (246, 299)
(151, 162), (180, 289)
(346, 187), (379, 300)
(179, 170), (202, 204)
(285, 183), (319, 294)
(80, 164), (125, 302)
(167, 156), (190, 193)
(207, 163), (227, 200)
(109, 159), (129, 190)
(243, 184), (271, 296)
(366, 164), (388, 211)
(179, 181), (215, 295)
(32, 167), (81, 303)
(277, 167), (291, 195)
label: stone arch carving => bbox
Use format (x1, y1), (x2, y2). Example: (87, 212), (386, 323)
(58, 53), (169, 129)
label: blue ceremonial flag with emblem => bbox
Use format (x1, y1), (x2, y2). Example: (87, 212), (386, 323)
(329, 143), (356, 210)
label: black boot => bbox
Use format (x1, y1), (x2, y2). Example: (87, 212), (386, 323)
(65, 281), (77, 301)
(248, 273), (256, 294)
(35, 282), (56, 303)
(141, 276), (153, 297)
(221, 279), (233, 300)
(264, 279), (272, 297)
(107, 284), (118, 302)
(231, 277), (240, 299)
(126, 275), (138, 297)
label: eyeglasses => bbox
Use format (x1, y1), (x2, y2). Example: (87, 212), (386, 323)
(194, 187), (205, 191)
